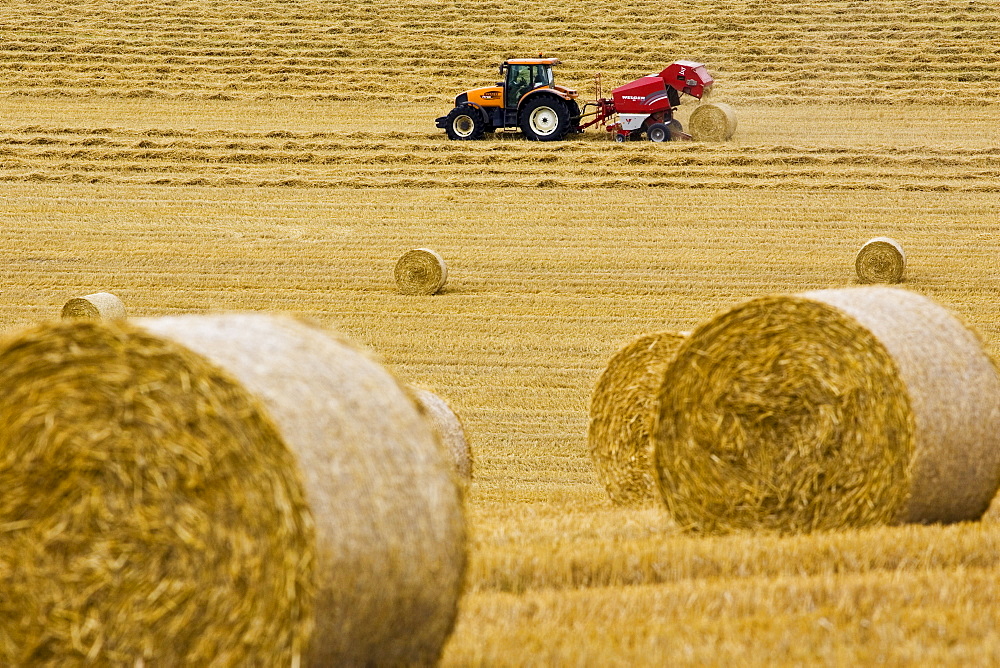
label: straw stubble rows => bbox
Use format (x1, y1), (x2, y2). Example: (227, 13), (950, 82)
(2, 0), (1000, 105)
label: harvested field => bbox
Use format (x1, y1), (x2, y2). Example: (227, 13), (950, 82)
(3, 0), (1000, 664)
(2, 1), (1000, 105)
(1, 103), (999, 191)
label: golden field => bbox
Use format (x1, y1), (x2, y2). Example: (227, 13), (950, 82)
(3, 0), (1000, 665)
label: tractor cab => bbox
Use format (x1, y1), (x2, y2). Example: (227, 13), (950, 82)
(500, 58), (558, 108)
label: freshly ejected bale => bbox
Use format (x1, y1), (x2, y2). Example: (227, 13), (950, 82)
(411, 386), (473, 480)
(653, 287), (1000, 534)
(61, 291), (127, 320)
(0, 314), (466, 667)
(856, 236), (906, 283)
(395, 248), (448, 295)
(588, 331), (688, 506)
(688, 102), (738, 141)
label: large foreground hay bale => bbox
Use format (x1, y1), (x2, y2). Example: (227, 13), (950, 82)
(688, 102), (738, 141)
(61, 291), (127, 320)
(653, 287), (1000, 534)
(856, 236), (906, 283)
(395, 248), (448, 295)
(588, 331), (688, 506)
(0, 314), (466, 666)
(0, 319), (312, 665)
(411, 387), (472, 480)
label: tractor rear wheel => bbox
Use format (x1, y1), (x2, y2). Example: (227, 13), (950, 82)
(519, 96), (570, 141)
(647, 123), (670, 143)
(445, 106), (485, 140)
(567, 99), (583, 133)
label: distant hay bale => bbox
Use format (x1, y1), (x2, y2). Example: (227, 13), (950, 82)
(61, 291), (127, 320)
(0, 314), (466, 666)
(411, 387), (472, 480)
(395, 248), (447, 295)
(588, 331), (688, 506)
(688, 102), (738, 141)
(856, 237), (906, 283)
(653, 287), (1000, 534)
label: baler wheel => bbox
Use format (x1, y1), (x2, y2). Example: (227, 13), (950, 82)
(520, 96), (570, 141)
(648, 123), (670, 143)
(444, 106), (486, 140)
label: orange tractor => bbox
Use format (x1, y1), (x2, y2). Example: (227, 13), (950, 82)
(436, 57), (582, 141)
(436, 57), (714, 142)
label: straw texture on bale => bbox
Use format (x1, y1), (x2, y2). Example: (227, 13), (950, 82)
(137, 314), (466, 667)
(0, 314), (466, 667)
(856, 236), (906, 283)
(60, 291), (127, 320)
(653, 287), (1000, 534)
(411, 387), (473, 480)
(588, 331), (688, 506)
(395, 248), (448, 295)
(0, 319), (313, 665)
(688, 102), (738, 141)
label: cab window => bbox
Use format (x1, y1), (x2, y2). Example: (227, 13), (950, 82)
(533, 66), (552, 87)
(507, 65), (532, 103)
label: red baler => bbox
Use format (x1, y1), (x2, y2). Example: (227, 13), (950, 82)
(580, 61), (714, 142)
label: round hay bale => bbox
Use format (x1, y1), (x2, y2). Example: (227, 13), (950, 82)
(0, 319), (313, 665)
(136, 315), (466, 666)
(856, 236), (906, 283)
(395, 248), (448, 295)
(411, 387), (473, 480)
(688, 102), (738, 141)
(61, 292), (127, 320)
(653, 287), (1000, 534)
(588, 331), (688, 506)
(0, 314), (466, 666)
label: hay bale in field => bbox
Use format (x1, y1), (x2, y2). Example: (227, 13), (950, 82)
(688, 102), (738, 141)
(856, 236), (906, 283)
(0, 314), (466, 667)
(0, 319), (312, 665)
(653, 287), (1000, 534)
(411, 387), (473, 480)
(395, 248), (448, 295)
(588, 331), (688, 506)
(60, 291), (127, 320)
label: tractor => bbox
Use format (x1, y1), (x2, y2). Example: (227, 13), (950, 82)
(436, 58), (716, 142)
(435, 57), (581, 142)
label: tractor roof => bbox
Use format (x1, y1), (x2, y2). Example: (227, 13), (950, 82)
(505, 57), (561, 66)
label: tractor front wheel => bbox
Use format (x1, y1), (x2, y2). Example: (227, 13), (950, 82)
(445, 106), (486, 140)
(520, 96), (571, 141)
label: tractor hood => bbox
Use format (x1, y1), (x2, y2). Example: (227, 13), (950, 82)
(456, 85), (504, 108)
